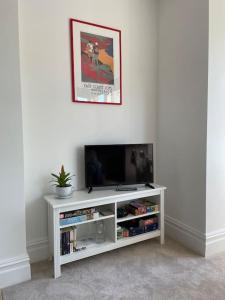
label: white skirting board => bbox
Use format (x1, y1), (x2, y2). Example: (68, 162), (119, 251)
(166, 215), (225, 257)
(205, 229), (225, 256)
(0, 255), (31, 288)
(27, 237), (49, 263)
(165, 215), (206, 256)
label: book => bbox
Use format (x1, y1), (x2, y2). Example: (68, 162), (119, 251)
(140, 199), (159, 212)
(100, 209), (113, 216)
(61, 232), (68, 255)
(60, 226), (77, 255)
(73, 226), (77, 249)
(67, 231), (70, 254)
(70, 242), (73, 254)
(129, 201), (147, 215)
(60, 207), (96, 219)
(60, 214), (87, 226)
(144, 223), (158, 233)
(139, 216), (158, 227)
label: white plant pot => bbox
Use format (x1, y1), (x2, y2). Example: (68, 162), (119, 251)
(55, 186), (73, 198)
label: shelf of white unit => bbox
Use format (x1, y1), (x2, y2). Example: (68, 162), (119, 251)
(60, 240), (114, 265)
(116, 211), (159, 223)
(60, 230), (161, 265)
(60, 214), (115, 229)
(117, 229), (160, 243)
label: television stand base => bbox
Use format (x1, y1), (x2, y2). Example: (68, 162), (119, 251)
(88, 187), (93, 193)
(116, 186), (138, 192)
(145, 183), (155, 189)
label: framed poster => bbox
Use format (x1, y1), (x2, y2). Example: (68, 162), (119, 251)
(70, 19), (122, 105)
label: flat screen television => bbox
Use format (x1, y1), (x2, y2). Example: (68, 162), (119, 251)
(85, 144), (153, 188)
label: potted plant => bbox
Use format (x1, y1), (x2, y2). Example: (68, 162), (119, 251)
(51, 165), (74, 198)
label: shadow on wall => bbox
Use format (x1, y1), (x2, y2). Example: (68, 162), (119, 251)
(25, 174), (51, 244)
(75, 146), (86, 190)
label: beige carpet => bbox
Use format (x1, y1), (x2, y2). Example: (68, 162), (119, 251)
(3, 238), (225, 300)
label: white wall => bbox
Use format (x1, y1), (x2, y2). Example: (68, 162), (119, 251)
(157, 0), (208, 254)
(206, 0), (225, 255)
(19, 0), (159, 261)
(0, 0), (31, 287)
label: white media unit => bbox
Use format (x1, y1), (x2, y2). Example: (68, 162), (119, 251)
(45, 185), (166, 278)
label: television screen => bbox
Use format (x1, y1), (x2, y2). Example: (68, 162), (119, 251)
(85, 144), (153, 187)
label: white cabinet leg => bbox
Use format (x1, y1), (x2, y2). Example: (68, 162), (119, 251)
(160, 190), (165, 245)
(53, 209), (61, 278)
(54, 257), (61, 279)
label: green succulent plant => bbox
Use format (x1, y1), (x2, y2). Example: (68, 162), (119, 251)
(51, 165), (74, 187)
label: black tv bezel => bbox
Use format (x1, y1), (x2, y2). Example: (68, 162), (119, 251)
(84, 143), (154, 188)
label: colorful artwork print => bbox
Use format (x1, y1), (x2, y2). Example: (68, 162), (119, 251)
(70, 19), (121, 104)
(80, 32), (114, 85)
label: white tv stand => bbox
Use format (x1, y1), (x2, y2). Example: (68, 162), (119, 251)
(45, 185), (166, 278)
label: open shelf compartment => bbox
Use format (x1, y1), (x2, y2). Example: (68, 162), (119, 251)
(60, 204), (116, 261)
(116, 195), (160, 241)
(59, 203), (115, 228)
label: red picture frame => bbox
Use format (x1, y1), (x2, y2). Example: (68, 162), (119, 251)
(70, 19), (122, 105)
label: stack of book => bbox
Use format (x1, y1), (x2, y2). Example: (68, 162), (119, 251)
(128, 200), (159, 216)
(139, 199), (159, 213)
(60, 208), (99, 226)
(60, 226), (77, 255)
(117, 200), (159, 218)
(139, 216), (158, 227)
(128, 201), (147, 215)
(117, 215), (158, 239)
